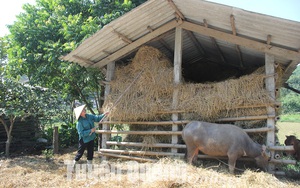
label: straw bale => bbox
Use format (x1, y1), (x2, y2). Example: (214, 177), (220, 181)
(103, 46), (274, 123)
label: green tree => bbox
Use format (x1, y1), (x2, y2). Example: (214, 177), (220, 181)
(5, 0), (146, 120)
(281, 65), (300, 114)
(0, 78), (62, 157)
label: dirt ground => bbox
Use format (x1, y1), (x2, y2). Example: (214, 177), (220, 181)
(0, 147), (299, 188)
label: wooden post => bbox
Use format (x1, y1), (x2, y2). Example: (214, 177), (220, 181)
(172, 27), (183, 153)
(101, 62), (115, 160)
(265, 54), (276, 173)
(53, 126), (59, 154)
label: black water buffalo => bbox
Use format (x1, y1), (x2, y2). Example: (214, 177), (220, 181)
(182, 121), (269, 174)
(285, 135), (300, 161)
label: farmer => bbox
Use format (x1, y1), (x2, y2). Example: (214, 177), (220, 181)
(73, 104), (108, 165)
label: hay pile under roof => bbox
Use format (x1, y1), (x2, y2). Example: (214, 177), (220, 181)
(103, 46), (272, 122)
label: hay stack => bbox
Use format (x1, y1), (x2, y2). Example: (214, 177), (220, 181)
(103, 46), (272, 122)
(103, 46), (173, 121)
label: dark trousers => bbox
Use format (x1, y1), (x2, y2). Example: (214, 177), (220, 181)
(75, 139), (94, 161)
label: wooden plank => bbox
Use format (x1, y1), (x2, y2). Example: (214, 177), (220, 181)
(91, 20), (181, 68)
(180, 21), (300, 61)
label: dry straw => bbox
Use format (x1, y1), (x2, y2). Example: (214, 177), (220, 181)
(103, 45), (273, 122)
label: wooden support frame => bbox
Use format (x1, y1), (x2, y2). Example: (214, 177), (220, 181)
(101, 61), (115, 160)
(91, 20), (181, 68)
(171, 27), (183, 153)
(180, 21), (300, 61)
(265, 54), (276, 173)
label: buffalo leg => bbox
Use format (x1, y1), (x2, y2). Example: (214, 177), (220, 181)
(227, 153), (238, 174)
(186, 145), (198, 165)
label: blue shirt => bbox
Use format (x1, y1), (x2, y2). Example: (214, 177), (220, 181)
(76, 113), (105, 143)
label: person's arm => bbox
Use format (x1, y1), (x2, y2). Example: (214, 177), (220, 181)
(89, 112), (109, 123)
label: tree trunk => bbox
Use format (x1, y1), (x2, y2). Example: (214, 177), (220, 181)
(5, 136), (12, 157)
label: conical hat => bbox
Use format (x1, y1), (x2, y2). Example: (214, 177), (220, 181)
(74, 104), (86, 120)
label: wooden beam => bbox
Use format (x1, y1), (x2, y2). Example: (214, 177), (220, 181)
(91, 20), (181, 68)
(112, 29), (132, 44)
(204, 19), (227, 64)
(167, 0), (185, 20)
(230, 15), (244, 67)
(180, 21), (300, 61)
(72, 55), (95, 65)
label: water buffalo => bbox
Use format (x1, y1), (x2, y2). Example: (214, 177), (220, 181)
(182, 121), (269, 174)
(284, 135), (300, 161)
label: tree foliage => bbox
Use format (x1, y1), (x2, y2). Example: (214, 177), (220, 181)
(5, 0), (146, 117)
(281, 65), (300, 114)
(0, 76), (63, 156)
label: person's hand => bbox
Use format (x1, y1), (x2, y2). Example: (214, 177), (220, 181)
(90, 127), (96, 135)
(104, 112), (109, 116)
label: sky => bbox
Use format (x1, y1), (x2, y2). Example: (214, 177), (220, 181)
(0, 0), (300, 37)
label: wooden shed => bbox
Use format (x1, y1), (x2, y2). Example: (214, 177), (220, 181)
(62, 0), (300, 174)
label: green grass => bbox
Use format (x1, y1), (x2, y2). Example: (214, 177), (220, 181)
(279, 114), (300, 122)
(277, 122), (300, 144)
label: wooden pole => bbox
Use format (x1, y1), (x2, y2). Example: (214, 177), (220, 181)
(53, 126), (59, 154)
(101, 61), (115, 160)
(96, 130), (182, 135)
(99, 149), (297, 165)
(171, 26), (183, 154)
(106, 141), (186, 148)
(100, 114), (275, 125)
(99, 152), (156, 162)
(100, 120), (189, 125)
(96, 127), (273, 135)
(265, 53), (276, 173)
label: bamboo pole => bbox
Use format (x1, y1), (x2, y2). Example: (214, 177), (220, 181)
(217, 115), (275, 122)
(244, 127), (273, 133)
(96, 126), (273, 135)
(268, 145), (294, 151)
(99, 152), (156, 162)
(96, 130), (182, 135)
(269, 159), (296, 165)
(99, 149), (297, 165)
(99, 120), (189, 125)
(155, 103), (281, 114)
(99, 148), (182, 157)
(100, 115), (275, 125)
(106, 141), (186, 148)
